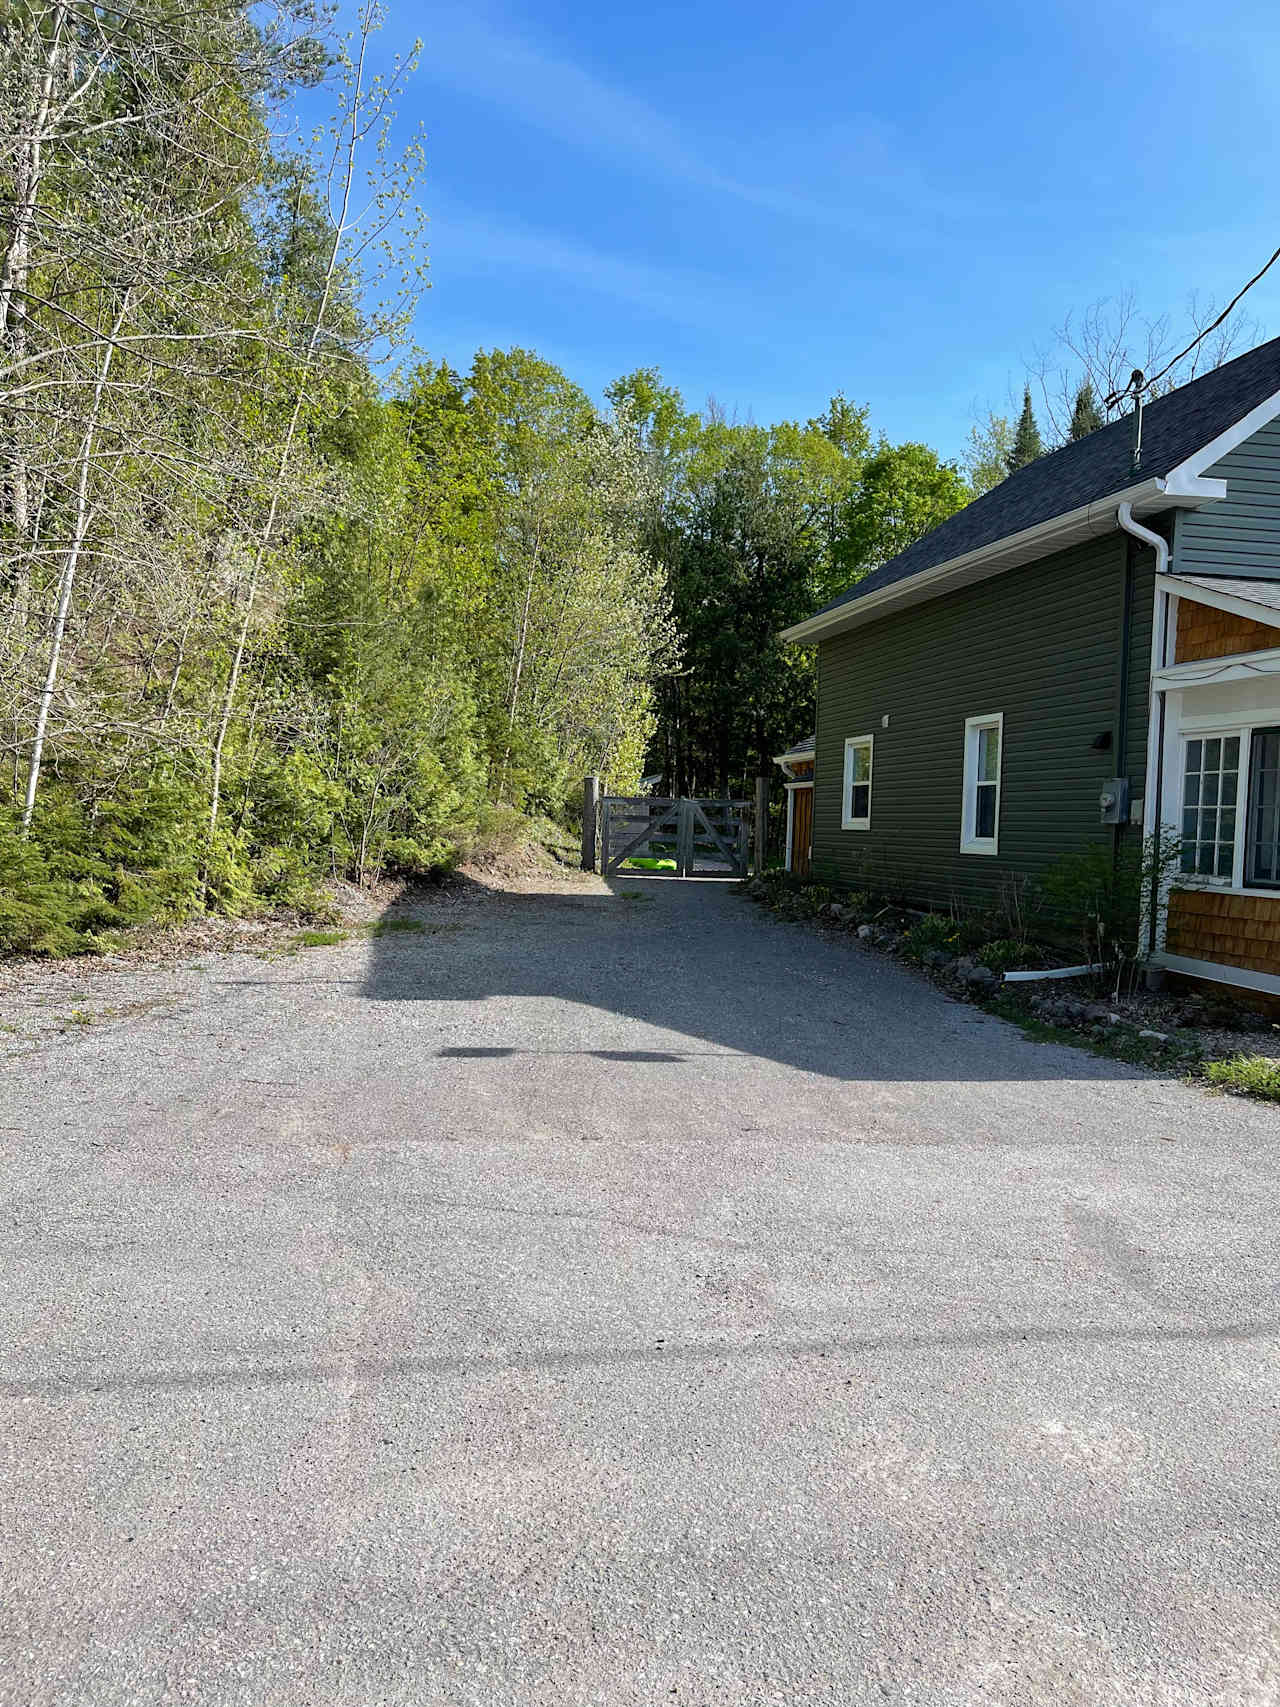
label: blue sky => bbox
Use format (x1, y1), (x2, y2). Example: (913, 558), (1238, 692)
(350, 0), (1280, 461)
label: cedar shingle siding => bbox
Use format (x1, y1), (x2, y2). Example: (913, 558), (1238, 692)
(1166, 889), (1280, 976)
(811, 532), (1155, 908)
(1173, 601), (1280, 664)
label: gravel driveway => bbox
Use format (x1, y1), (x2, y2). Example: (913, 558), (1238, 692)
(2, 871), (1278, 1706)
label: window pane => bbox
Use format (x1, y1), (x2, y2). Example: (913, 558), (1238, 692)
(977, 725), (1000, 782)
(850, 783), (869, 820)
(975, 782), (997, 840)
(851, 743), (871, 783)
(1247, 729), (1280, 886)
(1182, 734), (1241, 882)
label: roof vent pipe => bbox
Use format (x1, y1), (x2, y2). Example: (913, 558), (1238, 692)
(1127, 369), (1146, 473)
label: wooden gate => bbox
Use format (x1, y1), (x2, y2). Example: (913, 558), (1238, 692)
(600, 796), (751, 878)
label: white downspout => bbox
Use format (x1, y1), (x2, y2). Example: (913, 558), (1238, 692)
(1115, 501), (1168, 577)
(1116, 503), (1173, 972)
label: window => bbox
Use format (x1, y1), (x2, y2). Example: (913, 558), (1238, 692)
(842, 735), (873, 830)
(960, 713), (1003, 855)
(1180, 735), (1240, 879)
(1245, 727), (1280, 888)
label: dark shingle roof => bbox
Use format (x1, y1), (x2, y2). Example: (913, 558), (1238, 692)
(814, 334), (1280, 619)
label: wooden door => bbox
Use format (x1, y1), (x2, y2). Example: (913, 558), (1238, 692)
(791, 785), (813, 877)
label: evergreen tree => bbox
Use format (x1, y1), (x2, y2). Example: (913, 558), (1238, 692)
(1006, 387), (1044, 473)
(1069, 381), (1104, 441)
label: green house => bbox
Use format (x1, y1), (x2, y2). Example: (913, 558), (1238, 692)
(782, 338), (1280, 1000)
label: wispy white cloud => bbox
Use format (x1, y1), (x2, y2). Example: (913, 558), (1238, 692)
(421, 5), (912, 236)
(434, 203), (759, 332)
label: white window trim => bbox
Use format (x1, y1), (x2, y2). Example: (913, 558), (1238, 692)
(960, 712), (1003, 856)
(1176, 720), (1280, 894)
(841, 735), (874, 831)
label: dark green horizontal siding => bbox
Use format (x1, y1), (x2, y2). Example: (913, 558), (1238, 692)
(812, 531), (1154, 908)
(1175, 415), (1280, 579)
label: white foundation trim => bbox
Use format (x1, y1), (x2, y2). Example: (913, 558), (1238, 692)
(1152, 952), (1280, 997)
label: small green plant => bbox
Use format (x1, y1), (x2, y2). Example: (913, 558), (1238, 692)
(1202, 1054), (1280, 1102)
(901, 913), (958, 960)
(1041, 830), (1183, 991)
(977, 937), (1027, 976)
(368, 918), (424, 936)
(292, 928), (349, 948)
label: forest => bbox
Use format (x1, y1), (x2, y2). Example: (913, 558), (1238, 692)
(0, 1), (1238, 954)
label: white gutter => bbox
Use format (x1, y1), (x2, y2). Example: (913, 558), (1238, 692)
(781, 476), (1169, 644)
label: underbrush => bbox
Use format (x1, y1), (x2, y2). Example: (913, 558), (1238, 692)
(0, 772), (581, 960)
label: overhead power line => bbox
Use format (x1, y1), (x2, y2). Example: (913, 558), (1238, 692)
(1104, 240), (1280, 410)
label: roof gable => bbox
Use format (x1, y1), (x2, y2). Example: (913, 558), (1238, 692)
(805, 335), (1280, 628)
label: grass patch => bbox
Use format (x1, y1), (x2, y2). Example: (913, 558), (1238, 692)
(625, 857), (676, 872)
(1202, 1054), (1280, 1102)
(618, 889), (653, 902)
(291, 928), (349, 949)
(368, 918), (424, 936)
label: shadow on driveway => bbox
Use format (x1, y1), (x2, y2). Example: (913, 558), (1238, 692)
(334, 870), (1156, 1085)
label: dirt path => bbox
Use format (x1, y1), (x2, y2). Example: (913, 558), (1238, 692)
(1, 873), (1277, 1705)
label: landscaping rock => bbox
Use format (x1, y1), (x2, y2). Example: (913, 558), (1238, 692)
(920, 948), (955, 970)
(856, 924), (876, 940)
(1139, 1028), (1169, 1043)
(955, 956), (998, 992)
(1084, 1002), (1111, 1023)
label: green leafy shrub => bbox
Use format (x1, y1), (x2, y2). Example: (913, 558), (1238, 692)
(977, 937), (1028, 975)
(1041, 831), (1183, 986)
(901, 913), (959, 960)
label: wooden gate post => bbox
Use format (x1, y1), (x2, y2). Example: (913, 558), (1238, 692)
(754, 773), (769, 875)
(581, 775), (600, 871)
(675, 798), (693, 877)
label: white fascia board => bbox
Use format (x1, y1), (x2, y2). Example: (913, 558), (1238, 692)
(1153, 643), (1280, 690)
(1163, 385), (1280, 491)
(780, 477), (1167, 645)
(1157, 572), (1280, 632)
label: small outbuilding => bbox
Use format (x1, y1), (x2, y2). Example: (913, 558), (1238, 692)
(774, 735), (815, 877)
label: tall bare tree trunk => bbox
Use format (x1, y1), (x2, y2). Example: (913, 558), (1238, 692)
(21, 289), (129, 832)
(206, 16), (374, 861)
(2, 4), (66, 617)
